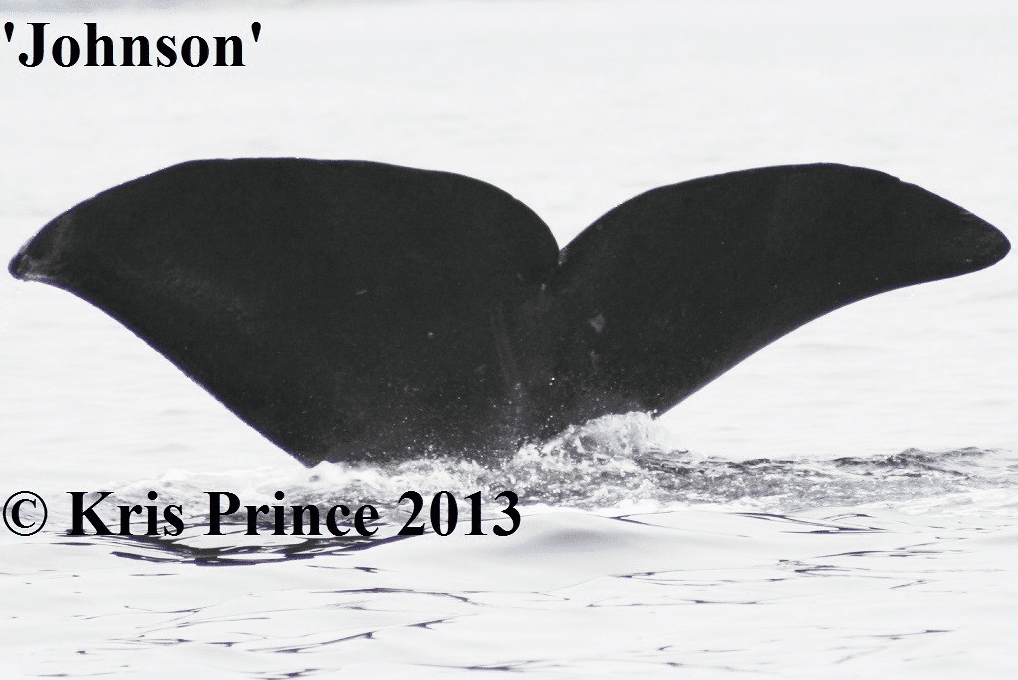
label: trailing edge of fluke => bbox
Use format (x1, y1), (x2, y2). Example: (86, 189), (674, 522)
(9, 160), (1010, 465)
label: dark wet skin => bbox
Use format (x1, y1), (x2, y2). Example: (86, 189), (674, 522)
(10, 160), (1009, 465)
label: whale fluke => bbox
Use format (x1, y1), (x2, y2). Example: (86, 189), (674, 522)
(9, 160), (1010, 464)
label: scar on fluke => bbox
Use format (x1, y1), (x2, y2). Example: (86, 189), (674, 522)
(9, 160), (1010, 465)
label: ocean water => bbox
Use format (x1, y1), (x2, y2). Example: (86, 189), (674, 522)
(1, 1), (1017, 677)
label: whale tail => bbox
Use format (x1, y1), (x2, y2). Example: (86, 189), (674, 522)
(9, 160), (1009, 464)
